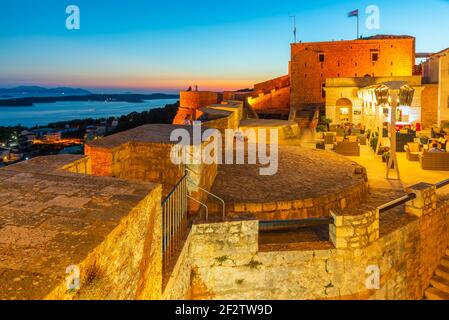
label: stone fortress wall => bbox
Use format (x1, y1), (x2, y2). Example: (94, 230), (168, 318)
(36, 151), (447, 300)
(0, 155), (163, 300)
(247, 86), (290, 116)
(83, 125), (218, 204)
(163, 183), (449, 300)
(173, 91), (219, 125)
(247, 75), (291, 116)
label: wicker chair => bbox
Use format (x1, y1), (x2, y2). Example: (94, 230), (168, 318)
(405, 142), (422, 161)
(358, 135), (367, 146)
(351, 129), (361, 136)
(420, 151), (449, 170)
(335, 141), (360, 156)
(336, 128), (346, 137)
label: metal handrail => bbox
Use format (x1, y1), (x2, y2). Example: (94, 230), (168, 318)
(185, 166), (226, 218)
(259, 218), (334, 232)
(161, 170), (188, 270)
(161, 170), (188, 206)
(378, 177), (449, 214)
(378, 193), (416, 213)
(196, 186), (225, 218)
(436, 179), (449, 190)
(187, 195), (209, 221)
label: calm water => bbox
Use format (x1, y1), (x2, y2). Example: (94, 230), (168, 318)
(0, 99), (178, 127)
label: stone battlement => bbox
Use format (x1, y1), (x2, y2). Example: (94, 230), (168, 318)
(0, 155), (162, 299)
(164, 183), (449, 300)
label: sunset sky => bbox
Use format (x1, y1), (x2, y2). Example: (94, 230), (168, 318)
(0, 0), (448, 93)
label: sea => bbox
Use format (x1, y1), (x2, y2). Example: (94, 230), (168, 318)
(0, 99), (179, 127)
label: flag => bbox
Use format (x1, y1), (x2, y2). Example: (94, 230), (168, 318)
(348, 9), (359, 18)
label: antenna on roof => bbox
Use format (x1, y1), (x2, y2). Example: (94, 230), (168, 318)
(289, 15), (297, 43)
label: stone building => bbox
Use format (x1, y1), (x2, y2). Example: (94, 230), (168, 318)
(324, 75), (427, 127)
(173, 91), (219, 125)
(290, 35), (417, 113)
(324, 46), (449, 129)
(173, 35), (448, 129)
(247, 75), (291, 118)
(422, 48), (449, 126)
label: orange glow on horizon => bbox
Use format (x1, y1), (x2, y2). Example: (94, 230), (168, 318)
(13, 73), (283, 93)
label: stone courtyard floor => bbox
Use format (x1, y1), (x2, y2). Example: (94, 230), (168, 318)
(346, 145), (449, 193)
(301, 138), (449, 197)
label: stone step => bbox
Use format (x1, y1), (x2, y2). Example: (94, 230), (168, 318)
(436, 266), (449, 281)
(425, 287), (449, 300)
(430, 276), (449, 293)
(442, 256), (449, 268)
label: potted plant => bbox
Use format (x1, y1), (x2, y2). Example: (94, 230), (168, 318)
(370, 132), (379, 152)
(319, 116), (333, 132)
(382, 150), (390, 163)
(316, 124), (327, 139)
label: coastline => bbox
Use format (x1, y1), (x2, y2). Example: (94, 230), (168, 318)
(0, 93), (180, 107)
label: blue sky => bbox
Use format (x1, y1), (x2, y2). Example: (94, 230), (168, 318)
(0, 0), (448, 93)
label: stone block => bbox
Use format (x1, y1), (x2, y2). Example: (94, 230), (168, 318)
(405, 183), (437, 218)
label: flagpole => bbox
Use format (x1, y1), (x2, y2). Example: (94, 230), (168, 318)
(289, 15), (297, 43)
(357, 13), (359, 39)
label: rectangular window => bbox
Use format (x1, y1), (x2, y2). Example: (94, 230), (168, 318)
(372, 52), (379, 62)
(321, 82), (326, 98)
(319, 53), (325, 62)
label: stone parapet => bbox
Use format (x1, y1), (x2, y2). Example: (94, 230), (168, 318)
(329, 205), (379, 249)
(405, 182), (437, 217)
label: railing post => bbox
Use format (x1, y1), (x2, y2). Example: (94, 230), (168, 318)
(161, 171), (189, 271)
(329, 205), (379, 249)
(405, 183), (437, 218)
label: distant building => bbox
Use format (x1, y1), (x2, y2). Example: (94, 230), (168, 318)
(20, 130), (37, 142)
(421, 48), (449, 126)
(44, 132), (62, 141)
(247, 75), (291, 118)
(84, 125), (108, 141)
(0, 147), (10, 161)
(31, 127), (56, 138)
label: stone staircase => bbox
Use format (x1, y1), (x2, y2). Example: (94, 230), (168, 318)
(425, 249), (449, 300)
(292, 105), (322, 129)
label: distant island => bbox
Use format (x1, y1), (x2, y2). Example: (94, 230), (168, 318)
(0, 93), (180, 107)
(0, 86), (92, 96)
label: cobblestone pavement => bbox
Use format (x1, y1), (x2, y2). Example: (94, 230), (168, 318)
(211, 144), (365, 203)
